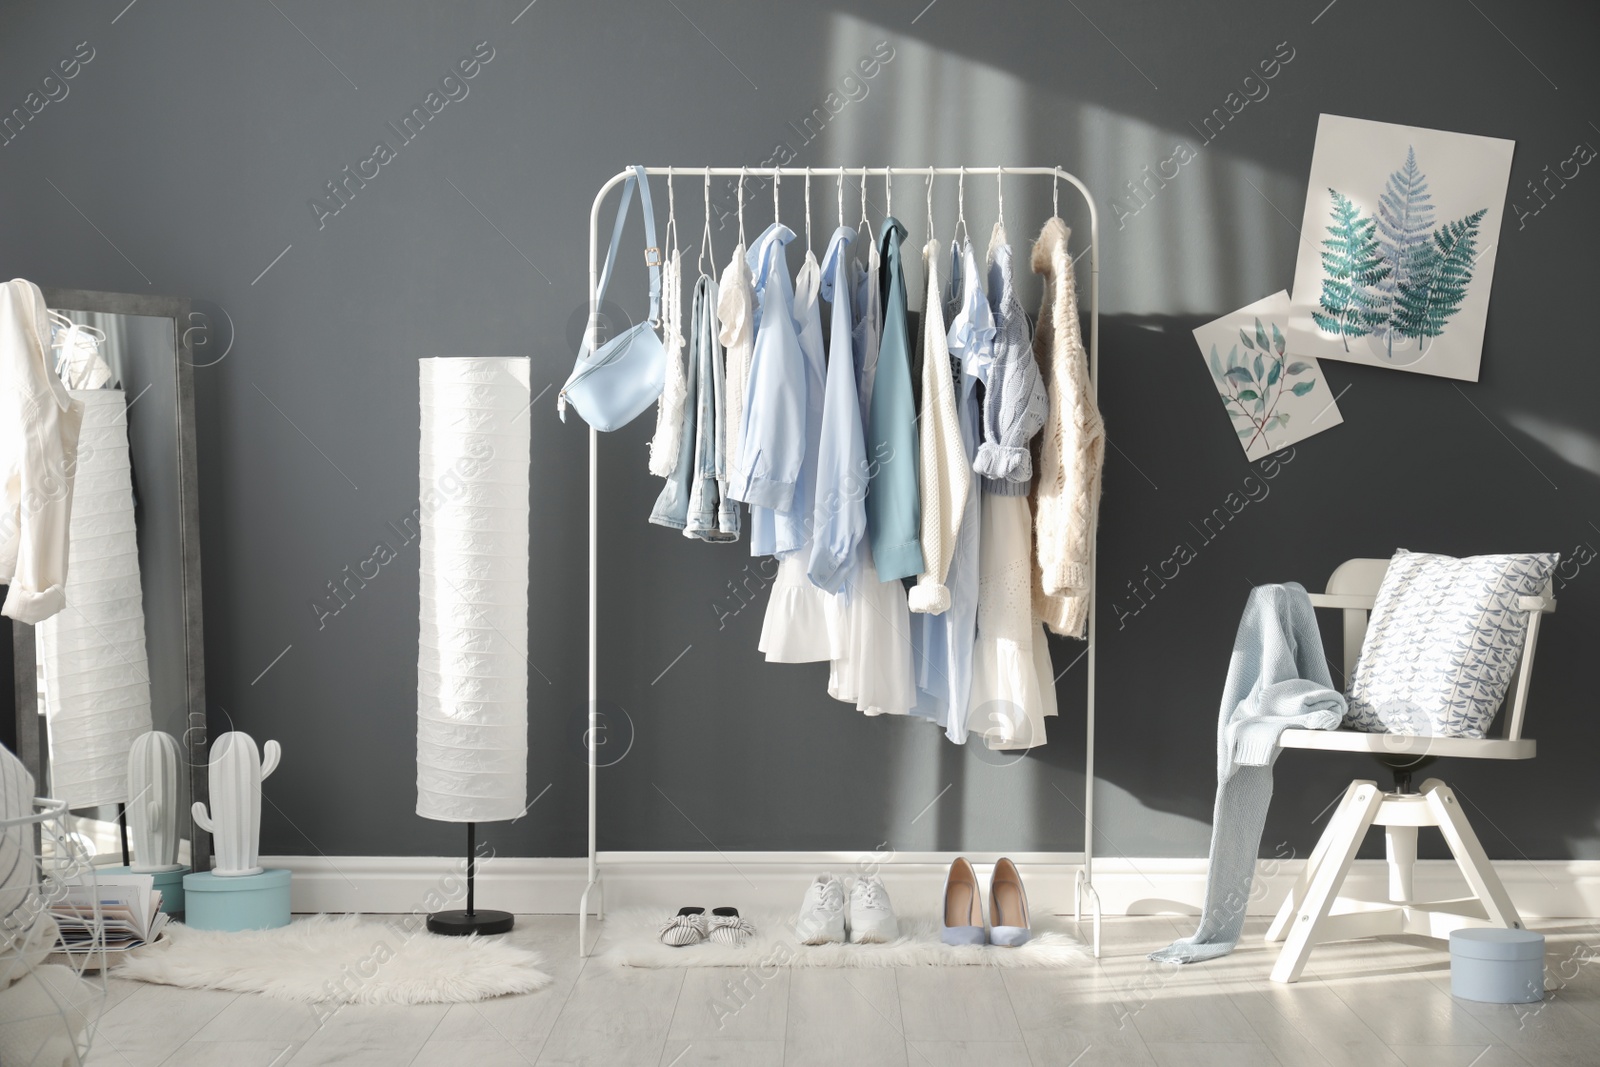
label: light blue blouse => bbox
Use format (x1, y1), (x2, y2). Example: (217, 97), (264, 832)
(808, 226), (866, 593)
(974, 233), (1049, 494)
(729, 223), (803, 556)
(775, 243), (828, 558)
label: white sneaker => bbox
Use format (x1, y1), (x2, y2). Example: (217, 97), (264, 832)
(848, 876), (899, 943)
(796, 874), (846, 944)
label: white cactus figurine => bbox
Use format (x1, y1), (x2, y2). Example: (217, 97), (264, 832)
(191, 731), (281, 877)
(127, 731), (184, 872)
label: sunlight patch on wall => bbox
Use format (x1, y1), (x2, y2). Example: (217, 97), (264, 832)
(1506, 411), (1600, 480)
(813, 13), (1301, 318)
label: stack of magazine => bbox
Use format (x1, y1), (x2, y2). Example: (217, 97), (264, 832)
(52, 872), (170, 954)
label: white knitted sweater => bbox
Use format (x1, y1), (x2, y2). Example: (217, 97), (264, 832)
(648, 249), (687, 477)
(908, 239), (970, 615)
(716, 245), (754, 479)
(1029, 218), (1104, 639)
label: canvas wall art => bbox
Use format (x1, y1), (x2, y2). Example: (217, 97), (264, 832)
(1287, 114), (1515, 381)
(1196, 290), (1343, 461)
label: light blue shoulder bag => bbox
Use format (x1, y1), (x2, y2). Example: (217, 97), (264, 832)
(558, 165), (667, 431)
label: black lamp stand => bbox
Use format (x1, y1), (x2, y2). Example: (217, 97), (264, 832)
(426, 821), (514, 935)
(117, 802), (130, 866)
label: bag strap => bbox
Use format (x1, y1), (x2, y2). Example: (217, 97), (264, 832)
(593, 164), (660, 327)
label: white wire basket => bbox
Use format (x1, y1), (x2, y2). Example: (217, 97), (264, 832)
(0, 796), (108, 1067)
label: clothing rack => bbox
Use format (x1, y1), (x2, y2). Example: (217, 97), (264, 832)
(577, 166), (1102, 957)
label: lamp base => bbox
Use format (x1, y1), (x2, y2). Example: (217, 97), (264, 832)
(426, 909), (515, 936)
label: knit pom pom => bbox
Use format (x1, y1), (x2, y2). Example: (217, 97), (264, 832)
(907, 582), (951, 615)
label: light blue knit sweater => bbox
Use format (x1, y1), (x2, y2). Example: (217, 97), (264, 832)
(1150, 583), (1345, 964)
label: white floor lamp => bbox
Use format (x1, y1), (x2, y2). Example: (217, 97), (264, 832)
(416, 356), (531, 936)
(35, 387), (152, 858)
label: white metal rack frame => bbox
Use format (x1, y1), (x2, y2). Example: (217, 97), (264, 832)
(577, 166), (1102, 957)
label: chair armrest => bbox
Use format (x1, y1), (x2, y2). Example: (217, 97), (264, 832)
(1307, 593), (1375, 610)
(1518, 595), (1556, 613)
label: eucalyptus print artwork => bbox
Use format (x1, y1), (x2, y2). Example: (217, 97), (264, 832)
(1193, 291), (1343, 461)
(1288, 115), (1514, 382)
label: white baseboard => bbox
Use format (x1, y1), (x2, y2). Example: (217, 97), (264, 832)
(262, 852), (1600, 920)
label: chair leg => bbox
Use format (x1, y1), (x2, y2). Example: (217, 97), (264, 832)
(1386, 825), (1417, 904)
(1421, 779), (1523, 931)
(1267, 780), (1368, 943)
(1270, 780), (1384, 984)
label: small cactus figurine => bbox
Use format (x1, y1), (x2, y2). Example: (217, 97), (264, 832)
(191, 731), (281, 877)
(127, 731), (184, 872)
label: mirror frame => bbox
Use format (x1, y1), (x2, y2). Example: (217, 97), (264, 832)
(10, 288), (210, 871)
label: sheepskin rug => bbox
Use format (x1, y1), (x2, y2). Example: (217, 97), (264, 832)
(600, 910), (1090, 969)
(113, 914), (552, 1004)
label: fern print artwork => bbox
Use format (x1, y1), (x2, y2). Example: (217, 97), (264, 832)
(1288, 115), (1515, 382)
(1313, 188), (1391, 349)
(1194, 291), (1343, 461)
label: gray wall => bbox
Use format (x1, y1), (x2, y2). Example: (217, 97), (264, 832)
(2, 0), (1596, 865)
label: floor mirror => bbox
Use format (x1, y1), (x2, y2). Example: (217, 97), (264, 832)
(5, 288), (210, 872)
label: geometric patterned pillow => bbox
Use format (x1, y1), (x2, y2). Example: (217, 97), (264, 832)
(1345, 549), (1557, 739)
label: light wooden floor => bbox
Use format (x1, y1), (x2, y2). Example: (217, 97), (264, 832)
(81, 914), (1600, 1066)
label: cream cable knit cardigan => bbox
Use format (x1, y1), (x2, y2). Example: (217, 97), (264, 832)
(1029, 219), (1104, 639)
(908, 239), (970, 615)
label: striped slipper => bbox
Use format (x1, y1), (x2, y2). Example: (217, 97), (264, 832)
(659, 907), (707, 947)
(706, 907), (754, 946)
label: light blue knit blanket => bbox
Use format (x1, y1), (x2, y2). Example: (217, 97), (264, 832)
(1150, 583), (1345, 964)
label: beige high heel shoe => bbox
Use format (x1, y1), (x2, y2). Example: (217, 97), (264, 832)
(941, 857), (987, 946)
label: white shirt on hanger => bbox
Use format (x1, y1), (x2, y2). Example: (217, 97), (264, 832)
(0, 279), (85, 624)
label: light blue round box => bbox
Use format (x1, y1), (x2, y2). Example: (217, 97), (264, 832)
(1449, 928), (1545, 1003)
(98, 866), (188, 916)
(182, 869), (292, 931)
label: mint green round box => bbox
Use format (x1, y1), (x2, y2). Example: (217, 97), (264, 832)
(182, 869), (292, 931)
(99, 866), (188, 915)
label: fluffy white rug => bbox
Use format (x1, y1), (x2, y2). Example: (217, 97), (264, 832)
(113, 914), (552, 1004)
(600, 910), (1090, 969)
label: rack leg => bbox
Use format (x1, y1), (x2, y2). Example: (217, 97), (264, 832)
(578, 878), (603, 957)
(1074, 869), (1102, 958)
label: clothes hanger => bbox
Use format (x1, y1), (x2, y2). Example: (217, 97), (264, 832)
(1053, 168), (1060, 218)
(738, 166), (747, 249)
(885, 167), (892, 220)
(48, 309), (110, 388)
(988, 166), (1009, 255)
(858, 166), (870, 235)
(956, 166), (969, 248)
(47, 310), (105, 350)
(664, 166), (678, 261)
(699, 168), (717, 279)
(924, 167), (935, 246)
(772, 166), (781, 226)
(836, 172), (845, 233)
(804, 167), (813, 256)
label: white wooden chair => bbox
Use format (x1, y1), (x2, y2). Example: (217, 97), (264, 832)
(1266, 557), (1556, 984)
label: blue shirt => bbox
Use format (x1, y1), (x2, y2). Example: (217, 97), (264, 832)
(729, 224), (804, 556)
(808, 226), (867, 593)
(865, 218), (922, 582)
